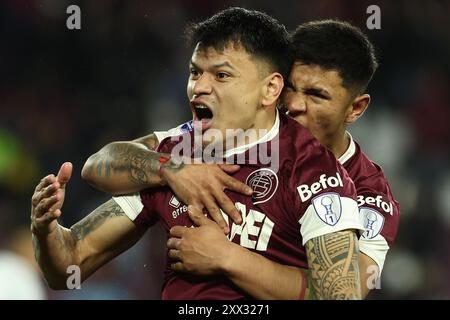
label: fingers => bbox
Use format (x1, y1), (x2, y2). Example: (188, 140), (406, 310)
(57, 162), (73, 188)
(212, 189), (242, 225)
(34, 174), (56, 193)
(33, 209), (61, 234)
(223, 174), (253, 196)
(170, 262), (184, 272)
(216, 164), (252, 196)
(47, 188), (65, 212)
(169, 226), (188, 238)
(188, 205), (214, 227)
(32, 161), (71, 206)
(167, 237), (182, 249)
(188, 205), (211, 226)
(168, 249), (181, 261)
(167, 239), (182, 267)
(199, 198), (229, 234)
(34, 193), (61, 217)
(36, 208), (62, 225)
(32, 181), (60, 207)
(218, 164), (241, 174)
(41, 181), (60, 200)
(31, 168), (69, 235)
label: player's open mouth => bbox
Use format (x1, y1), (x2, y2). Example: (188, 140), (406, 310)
(193, 104), (214, 131)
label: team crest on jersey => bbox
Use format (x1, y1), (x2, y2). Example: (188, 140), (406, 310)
(359, 207), (385, 239)
(312, 192), (342, 226)
(245, 168), (279, 205)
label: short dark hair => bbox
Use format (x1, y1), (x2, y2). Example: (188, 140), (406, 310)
(291, 20), (378, 92)
(185, 7), (292, 80)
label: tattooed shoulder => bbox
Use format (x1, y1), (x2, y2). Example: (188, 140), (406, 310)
(70, 199), (125, 241)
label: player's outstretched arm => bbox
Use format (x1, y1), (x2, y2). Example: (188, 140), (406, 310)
(81, 134), (168, 195)
(31, 163), (145, 289)
(81, 132), (253, 233)
(305, 230), (361, 300)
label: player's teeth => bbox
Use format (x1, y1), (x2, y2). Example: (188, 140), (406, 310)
(196, 105), (208, 109)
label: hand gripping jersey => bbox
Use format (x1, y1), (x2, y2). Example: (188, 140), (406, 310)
(338, 133), (400, 273)
(114, 112), (363, 299)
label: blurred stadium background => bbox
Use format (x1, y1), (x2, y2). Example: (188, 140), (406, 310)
(0, 0), (449, 299)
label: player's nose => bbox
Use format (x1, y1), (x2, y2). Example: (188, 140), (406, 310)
(193, 74), (213, 95)
(285, 95), (306, 116)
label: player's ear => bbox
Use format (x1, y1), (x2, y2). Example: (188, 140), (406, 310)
(345, 93), (370, 124)
(262, 72), (284, 107)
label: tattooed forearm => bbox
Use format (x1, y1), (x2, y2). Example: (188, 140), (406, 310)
(122, 145), (159, 183)
(92, 143), (158, 183)
(99, 133), (159, 183)
(305, 230), (361, 300)
(97, 142), (181, 185)
(70, 199), (125, 241)
(83, 133), (187, 191)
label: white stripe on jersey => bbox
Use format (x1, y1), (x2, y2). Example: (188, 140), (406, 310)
(154, 124), (189, 143)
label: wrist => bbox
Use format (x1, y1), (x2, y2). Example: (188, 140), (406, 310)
(31, 222), (59, 239)
(219, 242), (245, 276)
(299, 269), (308, 300)
(158, 155), (172, 186)
(158, 156), (185, 186)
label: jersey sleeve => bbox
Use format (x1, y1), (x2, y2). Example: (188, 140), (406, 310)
(291, 142), (364, 245)
(356, 182), (400, 274)
(154, 121), (193, 143)
(113, 190), (159, 229)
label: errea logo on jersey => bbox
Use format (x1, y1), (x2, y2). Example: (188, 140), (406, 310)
(169, 195), (187, 219)
(297, 172), (344, 202)
(357, 195), (393, 215)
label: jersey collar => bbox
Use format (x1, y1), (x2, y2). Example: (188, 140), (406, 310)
(223, 110), (280, 158)
(338, 131), (356, 165)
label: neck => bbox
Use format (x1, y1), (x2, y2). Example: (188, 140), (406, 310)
(252, 108), (277, 140)
(225, 108), (277, 151)
(326, 129), (350, 159)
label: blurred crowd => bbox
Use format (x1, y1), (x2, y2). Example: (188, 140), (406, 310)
(0, 0), (449, 299)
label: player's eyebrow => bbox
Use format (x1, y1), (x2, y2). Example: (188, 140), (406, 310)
(189, 60), (200, 70)
(304, 87), (331, 100)
(212, 61), (236, 70)
(190, 60), (236, 71)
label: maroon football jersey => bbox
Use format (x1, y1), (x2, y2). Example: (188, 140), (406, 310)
(338, 134), (400, 272)
(114, 112), (363, 299)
